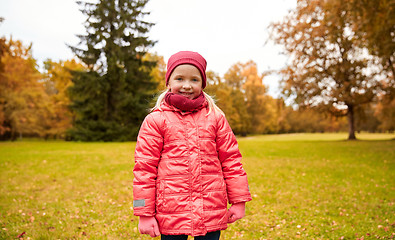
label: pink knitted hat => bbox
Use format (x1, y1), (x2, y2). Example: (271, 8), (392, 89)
(165, 51), (207, 89)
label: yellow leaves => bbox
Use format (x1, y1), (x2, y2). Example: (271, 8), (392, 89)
(143, 53), (166, 92)
(224, 62), (244, 89)
(1, 36), (89, 140)
(1, 40), (40, 91)
(40, 59), (87, 138)
(1, 37), (51, 139)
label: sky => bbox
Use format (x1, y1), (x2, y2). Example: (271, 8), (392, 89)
(0, 0), (296, 97)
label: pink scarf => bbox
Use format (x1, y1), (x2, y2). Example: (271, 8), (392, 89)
(165, 92), (206, 112)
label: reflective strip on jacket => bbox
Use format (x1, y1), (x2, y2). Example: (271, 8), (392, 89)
(133, 101), (252, 236)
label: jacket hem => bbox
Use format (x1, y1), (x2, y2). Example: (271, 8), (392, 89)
(160, 224), (228, 237)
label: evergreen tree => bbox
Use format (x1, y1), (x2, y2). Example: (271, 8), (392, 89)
(68, 0), (156, 141)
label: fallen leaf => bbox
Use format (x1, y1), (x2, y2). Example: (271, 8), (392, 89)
(17, 232), (26, 238)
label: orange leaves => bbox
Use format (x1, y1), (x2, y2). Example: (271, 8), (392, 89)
(0, 37), (87, 140)
(0, 37), (47, 139)
(42, 59), (86, 138)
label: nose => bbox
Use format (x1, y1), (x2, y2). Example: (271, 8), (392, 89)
(182, 81), (192, 89)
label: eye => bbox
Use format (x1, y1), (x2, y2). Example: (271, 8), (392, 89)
(176, 77), (182, 81)
(192, 78), (198, 82)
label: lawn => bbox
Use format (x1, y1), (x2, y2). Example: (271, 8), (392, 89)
(0, 133), (394, 239)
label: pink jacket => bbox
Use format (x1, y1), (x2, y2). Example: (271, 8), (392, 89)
(133, 101), (252, 236)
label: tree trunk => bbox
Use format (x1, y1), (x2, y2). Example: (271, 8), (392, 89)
(388, 57), (395, 84)
(347, 105), (356, 140)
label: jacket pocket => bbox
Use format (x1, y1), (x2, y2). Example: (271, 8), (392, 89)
(158, 194), (191, 213)
(203, 190), (228, 210)
(157, 177), (191, 213)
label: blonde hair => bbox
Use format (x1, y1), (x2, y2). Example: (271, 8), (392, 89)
(152, 90), (223, 116)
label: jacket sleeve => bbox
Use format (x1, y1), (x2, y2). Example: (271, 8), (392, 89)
(133, 113), (163, 216)
(216, 113), (252, 204)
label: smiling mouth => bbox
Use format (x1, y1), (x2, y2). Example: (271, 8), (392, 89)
(179, 92), (194, 98)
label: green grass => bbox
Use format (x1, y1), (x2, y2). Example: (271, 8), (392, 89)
(0, 133), (394, 239)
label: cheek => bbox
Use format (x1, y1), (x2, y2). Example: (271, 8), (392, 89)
(167, 81), (177, 91)
(193, 83), (203, 92)
(168, 85), (179, 94)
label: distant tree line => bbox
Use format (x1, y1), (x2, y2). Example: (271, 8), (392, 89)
(0, 0), (393, 141)
(1, 38), (391, 141)
(203, 61), (392, 136)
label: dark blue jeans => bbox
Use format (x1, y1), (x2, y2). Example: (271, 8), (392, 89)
(161, 231), (221, 240)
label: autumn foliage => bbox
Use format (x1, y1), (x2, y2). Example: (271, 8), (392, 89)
(0, 38), (85, 140)
(0, 35), (393, 140)
(205, 61), (350, 136)
(0, 38), (50, 140)
(269, 0), (394, 139)
(0, 0), (394, 140)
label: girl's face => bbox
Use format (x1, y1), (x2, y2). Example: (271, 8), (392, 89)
(167, 64), (203, 100)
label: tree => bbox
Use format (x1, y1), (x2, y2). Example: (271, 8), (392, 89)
(270, 0), (383, 140)
(353, 103), (380, 133)
(222, 64), (251, 136)
(207, 61), (279, 136)
(242, 61), (279, 134)
(205, 71), (248, 135)
(43, 59), (86, 139)
(349, 0), (395, 132)
(349, 0), (395, 82)
(224, 61), (279, 135)
(68, 0), (156, 141)
(143, 52), (166, 109)
(284, 107), (347, 133)
(0, 36), (7, 137)
(275, 98), (291, 133)
(375, 94), (395, 132)
(144, 53), (166, 93)
(0, 38), (51, 140)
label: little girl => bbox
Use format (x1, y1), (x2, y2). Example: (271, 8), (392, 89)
(133, 51), (252, 240)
